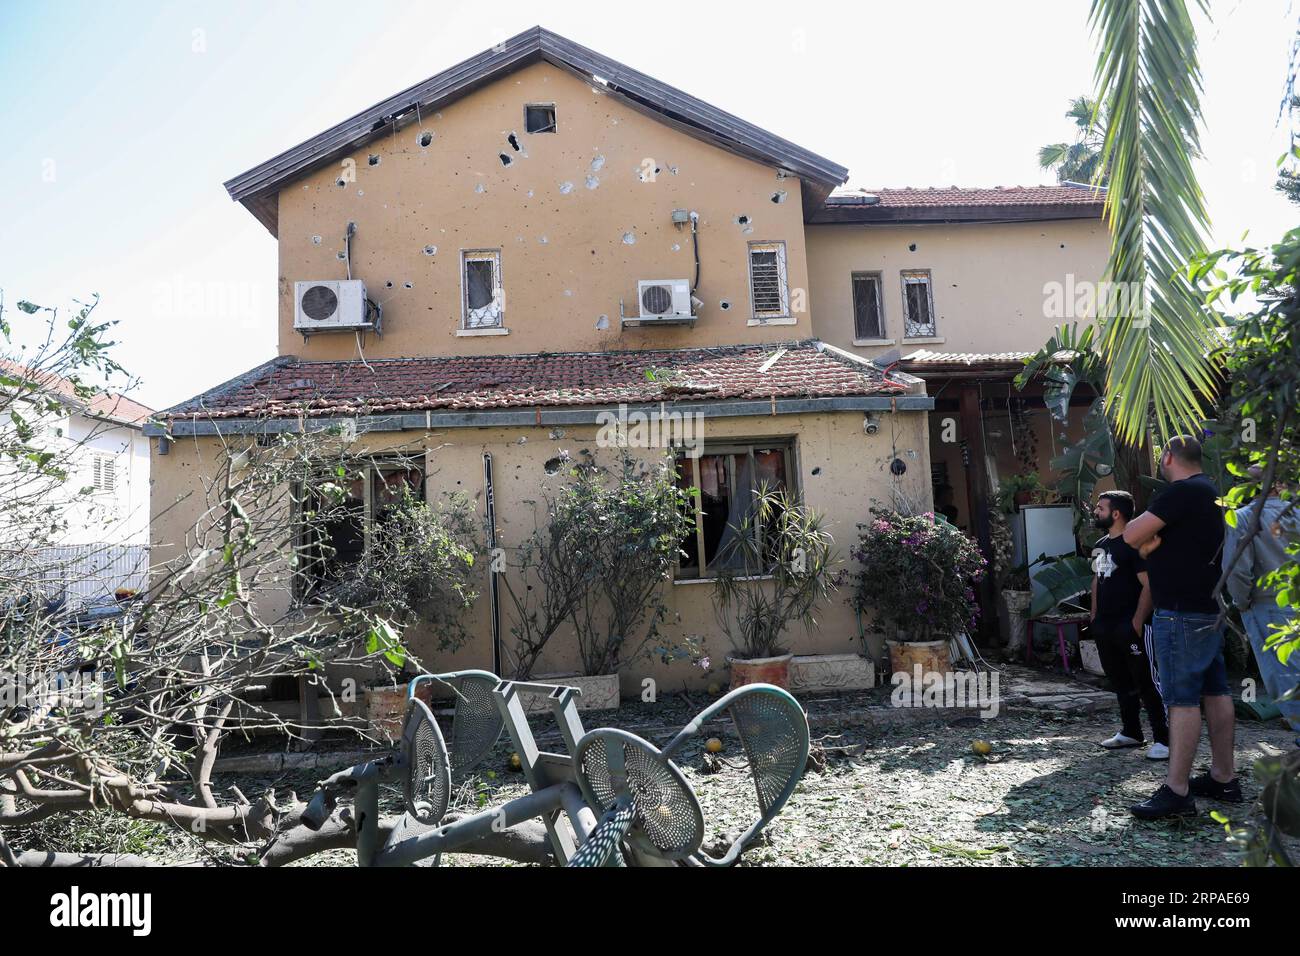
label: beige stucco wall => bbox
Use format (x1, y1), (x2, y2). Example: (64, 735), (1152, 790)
(150, 407), (931, 693)
(805, 218), (1110, 360)
(276, 60), (814, 360)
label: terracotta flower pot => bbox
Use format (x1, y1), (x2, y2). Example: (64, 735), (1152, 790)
(886, 639), (952, 678)
(728, 653), (793, 690)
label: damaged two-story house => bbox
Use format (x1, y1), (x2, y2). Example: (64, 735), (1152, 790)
(147, 27), (1108, 691)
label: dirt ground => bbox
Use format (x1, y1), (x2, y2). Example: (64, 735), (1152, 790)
(19, 677), (1298, 867)
(407, 705), (1294, 867)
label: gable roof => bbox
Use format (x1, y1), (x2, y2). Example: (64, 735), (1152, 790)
(812, 184), (1106, 224)
(159, 341), (909, 422)
(0, 359), (154, 427)
(225, 26), (849, 236)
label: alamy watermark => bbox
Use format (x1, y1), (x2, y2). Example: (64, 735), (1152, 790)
(1043, 274), (1149, 326)
(1, 669), (110, 718)
(891, 666), (1000, 718)
(595, 403), (704, 456)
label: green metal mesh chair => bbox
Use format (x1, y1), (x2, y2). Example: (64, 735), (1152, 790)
(573, 728), (704, 862)
(565, 799), (635, 867)
(408, 670), (504, 781)
(400, 697), (451, 826)
(661, 683), (809, 866)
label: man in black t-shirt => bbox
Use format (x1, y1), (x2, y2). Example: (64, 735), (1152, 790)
(1123, 436), (1237, 820)
(1089, 491), (1167, 758)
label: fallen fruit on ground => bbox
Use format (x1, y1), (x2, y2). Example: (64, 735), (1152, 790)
(705, 737), (724, 754)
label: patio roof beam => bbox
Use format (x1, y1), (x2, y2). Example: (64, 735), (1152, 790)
(144, 394), (934, 438)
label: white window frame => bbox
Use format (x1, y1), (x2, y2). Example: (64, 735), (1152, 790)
(901, 269), (937, 338)
(460, 250), (505, 331)
(747, 241), (790, 320)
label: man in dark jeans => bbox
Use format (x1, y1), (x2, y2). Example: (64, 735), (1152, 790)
(1124, 436), (1239, 819)
(1089, 491), (1168, 760)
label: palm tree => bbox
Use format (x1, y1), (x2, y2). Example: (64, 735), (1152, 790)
(1089, 0), (1223, 447)
(1038, 95), (1109, 185)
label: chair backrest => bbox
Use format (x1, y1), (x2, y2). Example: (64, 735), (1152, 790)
(573, 728), (704, 861)
(565, 800), (634, 867)
(400, 697), (451, 826)
(661, 683), (808, 866)
(408, 670), (504, 780)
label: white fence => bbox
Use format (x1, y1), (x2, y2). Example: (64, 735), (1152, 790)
(8, 544), (149, 606)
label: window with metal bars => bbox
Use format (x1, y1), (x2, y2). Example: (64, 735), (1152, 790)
(851, 272), (884, 339)
(747, 242), (788, 318)
(901, 270), (936, 337)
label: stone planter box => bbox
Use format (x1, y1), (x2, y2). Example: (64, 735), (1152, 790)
(789, 653), (876, 694)
(728, 653), (793, 690)
(522, 673), (620, 713)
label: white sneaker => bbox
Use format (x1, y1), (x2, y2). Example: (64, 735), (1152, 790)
(1100, 733), (1142, 749)
(1146, 742), (1170, 761)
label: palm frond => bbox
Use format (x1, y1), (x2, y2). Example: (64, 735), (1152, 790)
(1090, 0), (1223, 446)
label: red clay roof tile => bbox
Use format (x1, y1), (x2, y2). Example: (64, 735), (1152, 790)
(163, 341), (907, 420)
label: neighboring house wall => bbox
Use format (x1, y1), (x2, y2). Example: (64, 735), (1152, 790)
(277, 61), (812, 359)
(806, 219), (1110, 358)
(149, 409), (931, 688)
(61, 413), (151, 547)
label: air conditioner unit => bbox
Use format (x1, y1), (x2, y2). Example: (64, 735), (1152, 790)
(293, 280), (378, 334)
(628, 279), (695, 326)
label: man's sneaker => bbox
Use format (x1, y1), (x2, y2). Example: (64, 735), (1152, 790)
(1130, 785), (1197, 820)
(1188, 771), (1244, 803)
(1100, 733), (1142, 749)
(1146, 742), (1170, 761)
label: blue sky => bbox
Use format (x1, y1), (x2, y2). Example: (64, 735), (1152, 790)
(1, 0), (1295, 410)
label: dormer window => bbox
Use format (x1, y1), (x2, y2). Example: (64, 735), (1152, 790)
(524, 104), (556, 133)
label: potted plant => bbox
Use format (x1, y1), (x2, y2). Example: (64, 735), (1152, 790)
(713, 487), (836, 689)
(502, 452), (696, 711)
(988, 507), (1032, 650)
(848, 508), (986, 677)
(995, 472), (1050, 512)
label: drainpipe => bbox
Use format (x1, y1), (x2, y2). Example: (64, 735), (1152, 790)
(483, 453), (502, 676)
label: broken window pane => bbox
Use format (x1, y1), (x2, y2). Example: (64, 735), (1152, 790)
(525, 104), (556, 133)
(852, 273), (883, 339)
(676, 444), (792, 578)
(463, 252), (503, 328)
(298, 460), (425, 597)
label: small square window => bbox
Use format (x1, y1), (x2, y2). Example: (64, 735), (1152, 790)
(524, 104), (556, 134)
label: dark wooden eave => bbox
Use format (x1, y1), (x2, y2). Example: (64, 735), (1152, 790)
(223, 26), (849, 236)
